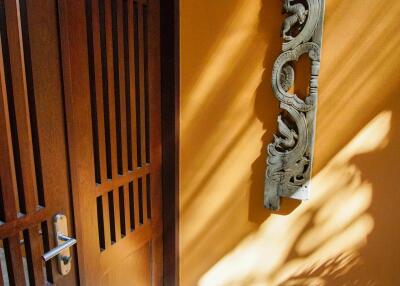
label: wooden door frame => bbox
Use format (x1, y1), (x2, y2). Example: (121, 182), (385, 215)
(160, 0), (180, 285)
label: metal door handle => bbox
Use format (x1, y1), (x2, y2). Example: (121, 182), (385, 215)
(42, 233), (77, 262)
(42, 214), (75, 275)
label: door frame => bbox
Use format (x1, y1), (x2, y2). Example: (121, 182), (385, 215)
(160, 0), (180, 285)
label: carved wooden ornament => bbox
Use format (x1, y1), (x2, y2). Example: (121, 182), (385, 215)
(264, 0), (325, 210)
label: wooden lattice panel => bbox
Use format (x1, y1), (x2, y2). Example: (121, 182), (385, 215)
(83, 0), (162, 283)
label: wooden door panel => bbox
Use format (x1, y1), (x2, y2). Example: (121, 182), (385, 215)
(61, 0), (162, 284)
(0, 0), (77, 285)
(101, 242), (151, 286)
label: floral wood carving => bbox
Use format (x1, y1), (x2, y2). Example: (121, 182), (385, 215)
(264, 0), (325, 210)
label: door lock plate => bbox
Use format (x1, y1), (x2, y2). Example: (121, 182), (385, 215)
(53, 214), (73, 275)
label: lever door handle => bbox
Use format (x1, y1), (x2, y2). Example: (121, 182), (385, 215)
(42, 233), (77, 262)
(42, 214), (76, 275)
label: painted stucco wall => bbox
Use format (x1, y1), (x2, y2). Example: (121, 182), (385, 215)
(180, 0), (400, 285)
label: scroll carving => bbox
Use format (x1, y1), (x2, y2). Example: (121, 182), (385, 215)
(264, 0), (325, 210)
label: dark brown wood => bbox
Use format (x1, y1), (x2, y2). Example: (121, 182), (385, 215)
(0, 0), (78, 284)
(161, 0), (180, 284)
(127, 0), (139, 171)
(4, 0), (39, 215)
(122, 183), (131, 235)
(116, 0), (129, 175)
(0, 30), (20, 224)
(104, 0), (119, 180)
(137, 2), (147, 169)
(147, 1), (163, 284)
(4, 235), (26, 285)
(25, 1), (78, 283)
(88, 0), (108, 184)
(0, 209), (47, 239)
(102, 192), (112, 248)
(24, 226), (45, 285)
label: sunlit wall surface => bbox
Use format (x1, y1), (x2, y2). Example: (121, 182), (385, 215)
(180, 0), (400, 285)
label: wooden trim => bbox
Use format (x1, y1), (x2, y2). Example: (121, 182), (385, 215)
(58, 0), (99, 284)
(160, 0), (180, 285)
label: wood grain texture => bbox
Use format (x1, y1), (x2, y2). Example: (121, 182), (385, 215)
(101, 242), (151, 286)
(0, 0), (168, 284)
(61, 0), (163, 284)
(4, 0), (39, 215)
(59, 0), (99, 284)
(0, 0), (77, 284)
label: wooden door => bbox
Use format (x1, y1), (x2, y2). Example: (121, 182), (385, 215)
(0, 0), (77, 285)
(60, 0), (163, 285)
(0, 0), (163, 285)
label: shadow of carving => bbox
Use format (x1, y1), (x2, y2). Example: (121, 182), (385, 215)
(273, 97), (400, 286)
(249, 0), (302, 224)
(278, 253), (364, 286)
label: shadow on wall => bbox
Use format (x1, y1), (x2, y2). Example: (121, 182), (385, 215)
(199, 99), (400, 286)
(180, 0), (400, 285)
(249, 0), (301, 223)
(181, 1), (287, 284)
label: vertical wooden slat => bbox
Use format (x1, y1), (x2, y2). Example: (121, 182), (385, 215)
(4, 0), (38, 214)
(4, 235), (25, 285)
(99, 0), (114, 181)
(0, 31), (19, 223)
(146, 174), (151, 220)
(160, 0), (179, 281)
(137, 3), (147, 169)
(127, 0), (138, 170)
(25, 0), (78, 283)
(40, 220), (54, 283)
(107, 190), (116, 244)
(91, 0), (108, 184)
(147, 0), (163, 283)
(23, 226), (45, 285)
(128, 181), (136, 231)
(86, 0), (105, 184)
(141, 176), (149, 224)
(19, 0), (46, 208)
(134, 179), (140, 228)
(112, 189), (121, 241)
(123, 183), (131, 233)
(142, 4), (150, 165)
(110, 0), (123, 176)
(102, 192), (112, 248)
(117, 186), (126, 237)
(58, 0), (100, 283)
(104, 0), (118, 179)
(117, 0), (128, 175)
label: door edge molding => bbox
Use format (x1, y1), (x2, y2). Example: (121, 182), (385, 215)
(160, 0), (180, 285)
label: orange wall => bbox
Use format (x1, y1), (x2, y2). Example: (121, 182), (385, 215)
(180, 0), (400, 285)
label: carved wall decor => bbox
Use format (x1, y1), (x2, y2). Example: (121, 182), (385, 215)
(264, 0), (325, 210)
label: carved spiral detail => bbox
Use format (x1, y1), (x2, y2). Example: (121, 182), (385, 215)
(272, 42), (320, 112)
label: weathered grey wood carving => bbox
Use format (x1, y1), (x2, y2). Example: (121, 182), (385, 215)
(264, 0), (325, 210)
